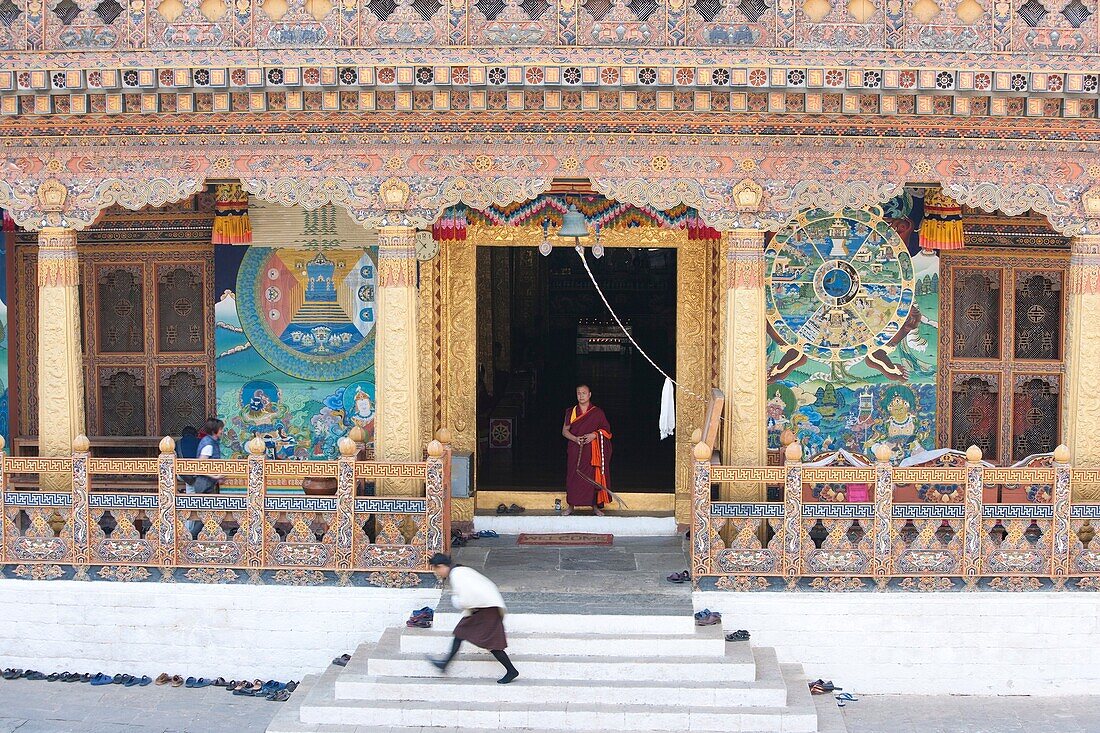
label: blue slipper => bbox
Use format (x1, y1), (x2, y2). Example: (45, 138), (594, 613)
(89, 673), (114, 686)
(693, 609), (712, 620)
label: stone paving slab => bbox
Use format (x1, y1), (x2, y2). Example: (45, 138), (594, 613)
(1, 680), (1100, 733)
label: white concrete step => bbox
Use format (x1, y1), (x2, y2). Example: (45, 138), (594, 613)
(360, 628), (757, 682)
(473, 515), (678, 536)
(399, 624), (728, 657)
(301, 661), (818, 732)
(432, 612), (700, 635)
(337, 645), (786, 708)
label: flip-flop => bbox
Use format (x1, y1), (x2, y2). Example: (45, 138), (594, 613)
(836, 692), (858, 702)
(333, 654), (351, 667)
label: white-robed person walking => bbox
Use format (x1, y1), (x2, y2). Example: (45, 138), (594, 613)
(427, 553), (519, 684)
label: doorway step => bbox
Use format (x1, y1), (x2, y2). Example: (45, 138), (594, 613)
(268, 613), (849, 733)
(473, 513), (678, 536)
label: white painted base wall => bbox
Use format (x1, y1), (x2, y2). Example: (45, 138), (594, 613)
(0, 580), (439, 680)
(695, 591), (1100, 696)
(474, 514), (678, 535)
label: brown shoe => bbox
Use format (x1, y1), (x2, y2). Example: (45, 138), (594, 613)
(155, 673), (171, 686)
(170, 675), (184, 687)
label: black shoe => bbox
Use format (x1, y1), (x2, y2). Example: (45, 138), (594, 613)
(427, 656), (448, 672)
(497, 669), (519, 684)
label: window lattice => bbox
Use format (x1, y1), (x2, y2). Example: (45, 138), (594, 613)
(97, 268), (145, 353)
(1013, 272), (1061, 361)
(950, 374), (999, 457)
(583, 0), (612, 20)
(156, 267), (204, 353)
(952, 269), (1000, 359)
(159, 370), (207, 438)
(100, 369), (146, 436)
(1012, 376), (1059, 462)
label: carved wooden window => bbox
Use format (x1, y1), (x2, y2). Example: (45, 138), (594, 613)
(96, 267), (145, 353)
(950, 374), (999, 458)
(1013, 272), (1062, 361)
(99, 368), (146, 436)
(156, 266), (204, 353)
(951, 269), (1000, 359)
(940, 252), (1067, 466)
(158, 368), (207, 438)
(79, 247), (214, 439)
(1012, 375), (1060, 462)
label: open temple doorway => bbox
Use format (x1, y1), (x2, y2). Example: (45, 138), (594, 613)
(476, 246), (677, 504)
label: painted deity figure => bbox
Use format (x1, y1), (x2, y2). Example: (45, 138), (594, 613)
(865, 385), (924, 460)
(350, 387), (375, 431)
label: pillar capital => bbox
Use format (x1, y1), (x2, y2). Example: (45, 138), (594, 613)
(1069, 233), (1100, 295)
(725, 227), (767, 290)
(377, 223), (417, 289)
(37, 226), (79, 287)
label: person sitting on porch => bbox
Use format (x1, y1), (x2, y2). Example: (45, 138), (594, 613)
(561, 384), (613, 516)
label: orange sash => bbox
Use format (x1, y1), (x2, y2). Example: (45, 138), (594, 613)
(570, 406), (612, 505)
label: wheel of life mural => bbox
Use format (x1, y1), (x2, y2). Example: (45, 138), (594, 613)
(236, 247), (378, 382)
(766, 207), (917, 385)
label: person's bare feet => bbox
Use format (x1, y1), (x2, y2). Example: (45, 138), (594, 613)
(562, 506), (573, 516)
(594, 507), (604, 517)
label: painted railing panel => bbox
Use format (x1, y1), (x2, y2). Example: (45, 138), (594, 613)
(0, 442), (448, 588)
(694, 448), (1098, 591)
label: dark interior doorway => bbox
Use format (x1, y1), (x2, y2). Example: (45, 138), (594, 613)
(476, 246), (676, 493)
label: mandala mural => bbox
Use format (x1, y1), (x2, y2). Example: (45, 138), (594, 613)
(765, 206), (939, 462)
(236, 247), (377, 382)
(214, 245), (377, 460)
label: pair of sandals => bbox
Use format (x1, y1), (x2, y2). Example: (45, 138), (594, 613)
(90, 673), (151, 687)
(407, 607), (434, 629)
(725, 630), (750, 642)
(496, 503), (525, 515)
(332, 653), (352, 667)
(667, 570), (691, 584)
(808, 679), (842, 695)
(834, 692), (858, 707)
(694, 609), (722, 626)
(155, 673), (185, 687)
(3, 669), (44, 681)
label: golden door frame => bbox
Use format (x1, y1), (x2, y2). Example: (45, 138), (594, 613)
(419, 223), (721, 523)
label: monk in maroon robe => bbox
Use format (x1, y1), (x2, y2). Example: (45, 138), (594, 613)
(561, 384), (613, 516)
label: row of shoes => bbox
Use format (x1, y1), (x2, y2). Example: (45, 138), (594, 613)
(406, 606), (434, 628)
(694, 609), (722, 626)
(219, 678), (298, 701)
(450, 529), (498, 548)
(2, 669), (153, 686)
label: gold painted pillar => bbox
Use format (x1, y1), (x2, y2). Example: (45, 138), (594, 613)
(720, 228), (768, 500)
(442, 238), (476, 522)
(1064, 234), (1100, 499)
(376, 224), (421, 495)
(37, 228), (87, 479)
(675, 237), (713, 523)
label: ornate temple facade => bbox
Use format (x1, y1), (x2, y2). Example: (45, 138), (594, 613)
(0, 0), (1100, 592)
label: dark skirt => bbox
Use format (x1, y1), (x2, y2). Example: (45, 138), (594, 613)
(453, 607), (507, 651)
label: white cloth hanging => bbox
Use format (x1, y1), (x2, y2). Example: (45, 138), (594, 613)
(659, 377), (676, 440)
